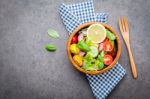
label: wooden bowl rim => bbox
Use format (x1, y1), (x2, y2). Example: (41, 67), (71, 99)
(67, 22), (121, 75)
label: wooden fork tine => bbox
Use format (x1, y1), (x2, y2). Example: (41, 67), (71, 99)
(122, 17), (126, 32)
(123, 16), (129, 32)
(119, 18), (123, 33)
(119, 18), (122, 33)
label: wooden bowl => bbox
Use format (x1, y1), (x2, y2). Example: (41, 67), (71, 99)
(67, 22), (121, 75)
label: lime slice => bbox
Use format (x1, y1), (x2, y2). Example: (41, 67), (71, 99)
(87, 46), (98, 57)
(87, 24), (106, 43)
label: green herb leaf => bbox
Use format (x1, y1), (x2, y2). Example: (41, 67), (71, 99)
(109, 40), (115, 48)
(94, 60), (104, 70)
(83, 63), (96, 71)
(86, 39), (98, 47)
(97, 61), (104, 70)
(106, 30), (115, 40)
(45, 44), (57, 52)
(77, 40), (91, 52)
(48, 28), (59, 38)
(98, 54), (104, 62)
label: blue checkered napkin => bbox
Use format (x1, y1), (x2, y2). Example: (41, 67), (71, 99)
(87, 63), (125, 99)
(59, 0), (126, 99)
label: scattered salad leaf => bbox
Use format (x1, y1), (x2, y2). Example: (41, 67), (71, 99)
(86, 39), (98, 47)
(109, 40), (115, 48)
(83, 63), (96, 71)
(106, 30), (115, 40)
(83, 53), (93, 62)
(48, 28), (59, 38)
(98, 54), (104, 62)
(94, 60), (104, 70)
(77, 40), (91, 52)
(45, 44), (57, 52)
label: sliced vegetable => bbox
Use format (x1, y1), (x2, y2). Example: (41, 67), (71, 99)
(87, 46), (98, 57)
(87, 24), (106, 43)
(77, 40), (90, 52)
(71, 35), (78, 44)
(45, 44), (57, 52)
(103, 41), (113, 52)
(73, 55), (83, 66)
(78, 33), (84, 41)
(70, 44), (80, 54)
(98, 43), (104, 52)
(106, 30), (115, 40)
(104, 54), (113, 65)
(78, 51), (86, 57)
(48, 28), (59, 38)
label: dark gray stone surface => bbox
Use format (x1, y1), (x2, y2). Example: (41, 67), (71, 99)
(0, 0), (150, 99)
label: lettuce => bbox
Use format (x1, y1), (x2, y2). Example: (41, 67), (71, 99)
(77, 40), (91, 52)
(106, 30), (115, 40)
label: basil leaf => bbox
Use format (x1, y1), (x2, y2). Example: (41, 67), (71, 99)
(48, 28), (59, 38)
(45, 44), (57, 52)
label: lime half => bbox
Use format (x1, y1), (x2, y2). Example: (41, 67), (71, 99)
(87, 24), (106, 43)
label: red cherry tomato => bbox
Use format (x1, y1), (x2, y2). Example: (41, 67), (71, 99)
(104, 54), (113, 65)
(71, 35), (78, 44)
(103, 41), (113, 52)
(109, 49), (116, 57)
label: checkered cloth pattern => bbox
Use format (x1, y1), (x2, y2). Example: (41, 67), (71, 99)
(59, 0), (126, 99)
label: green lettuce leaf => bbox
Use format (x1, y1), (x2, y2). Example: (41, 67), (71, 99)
(77, 40), (90, 52)
(106, 30), (115, 40)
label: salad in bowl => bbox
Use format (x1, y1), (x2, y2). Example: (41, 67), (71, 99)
(67, 22), (121, 75)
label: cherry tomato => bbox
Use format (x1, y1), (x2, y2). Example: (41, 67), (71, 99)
(104, 54), (113, 65)
(103, 41), (113, 52)
(109, 49), (116, 57)
(98, 39), (109, 52)
(71, 35), (78, 44)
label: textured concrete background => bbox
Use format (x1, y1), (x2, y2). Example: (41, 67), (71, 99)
(0, 0), (150, 99)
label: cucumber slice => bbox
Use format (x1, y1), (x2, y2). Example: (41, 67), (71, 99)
(87, 46), (98, 58)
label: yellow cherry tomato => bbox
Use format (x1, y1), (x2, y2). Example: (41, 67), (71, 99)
(73, 55), (83, 66)
(70, 44), (80, 54)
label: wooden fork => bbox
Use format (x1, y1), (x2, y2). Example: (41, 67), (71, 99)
(119, 16), (137, 79)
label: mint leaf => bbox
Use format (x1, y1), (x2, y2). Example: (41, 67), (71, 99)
(48, 28), (59, 38)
